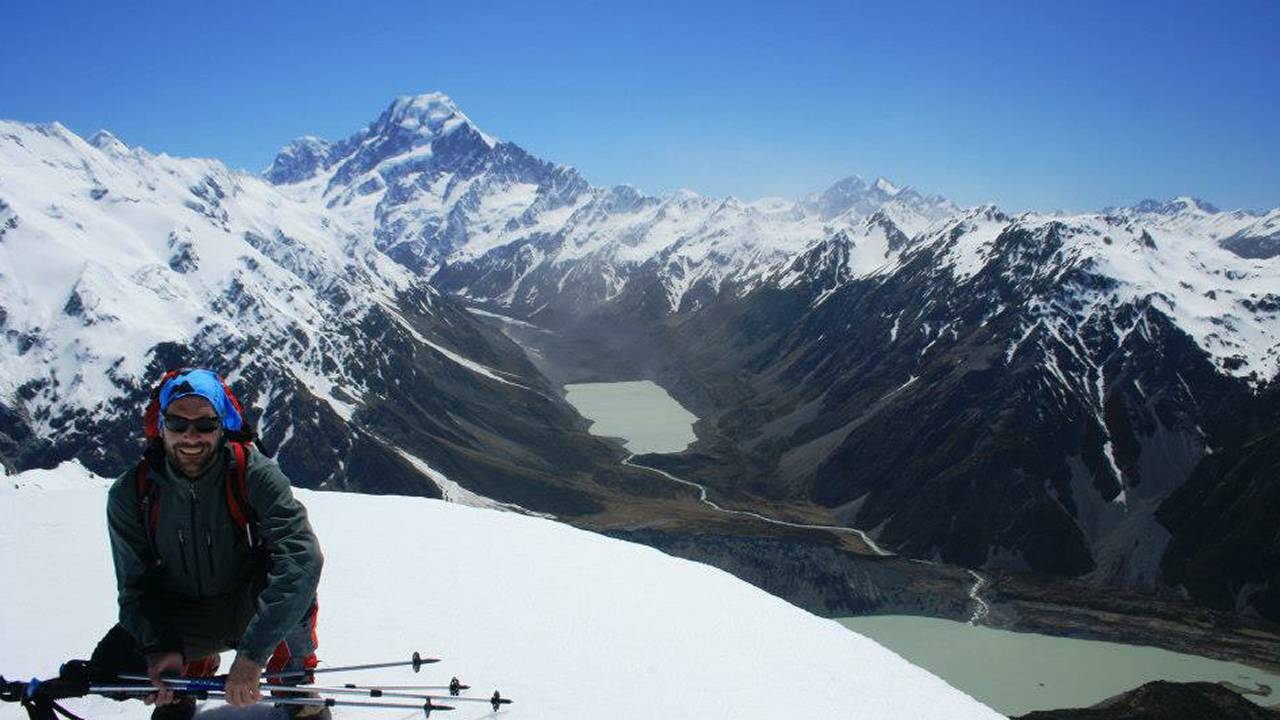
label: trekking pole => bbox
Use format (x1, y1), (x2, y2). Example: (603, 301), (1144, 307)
(302, 685), (512, 711)
(119, 677), (511, 712)
(89, 685), (457, 717)
(340, 677), (469, 695)
(122, 666), (465, 696)
(262, 652), (439, 680)
(119, 676), (222, 691)
(308, 684), (467, 699)
(125, 652), (439, 685)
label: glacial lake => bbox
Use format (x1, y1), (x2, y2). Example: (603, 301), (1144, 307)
(563, 380), (698, 454)
(564, 379), (1280, 715)
(839, 615), (1280, 716)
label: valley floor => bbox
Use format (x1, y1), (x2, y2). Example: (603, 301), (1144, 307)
(487, 308), (1280, 704)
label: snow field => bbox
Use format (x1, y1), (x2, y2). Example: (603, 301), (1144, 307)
(0, 462), (1001, 720)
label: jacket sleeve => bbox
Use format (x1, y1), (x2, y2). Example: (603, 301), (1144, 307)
(106, 474), (182, 656)
(236, 453), (324, 666)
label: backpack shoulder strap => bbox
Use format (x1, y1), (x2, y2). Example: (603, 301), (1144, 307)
(224, 441), (261, 549)
(134, 462), (162, 570)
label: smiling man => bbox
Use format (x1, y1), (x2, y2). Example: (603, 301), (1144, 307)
(89, 368), (326, 720)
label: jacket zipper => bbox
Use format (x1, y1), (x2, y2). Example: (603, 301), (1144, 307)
(206, 530), (217, 574)
(190, 497), (205, 598)
(177, 529), (191, 574)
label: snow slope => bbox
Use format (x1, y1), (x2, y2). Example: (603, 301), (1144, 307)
(0, 119), (424, 429)
(1, 119), (613, 512)
(0, 462), (1000, 720)
(757, 203), (1280, 383)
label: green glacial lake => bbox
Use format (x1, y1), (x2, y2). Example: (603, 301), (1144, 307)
(839, 615), (1280, 716)
(564, 380), (697, 454)
(564, 380), (1279, 716)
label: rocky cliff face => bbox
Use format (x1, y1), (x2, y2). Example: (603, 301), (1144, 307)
(1158, 393), (1280, 620)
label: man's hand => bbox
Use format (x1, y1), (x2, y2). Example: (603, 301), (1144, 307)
(224, 655), (264, 707)
(144, 652), (184, 706)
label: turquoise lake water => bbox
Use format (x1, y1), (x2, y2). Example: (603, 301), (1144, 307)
(838, 615), (1279, 716)
(564, 379), (1279, 715)
(564, 380), (697, 454)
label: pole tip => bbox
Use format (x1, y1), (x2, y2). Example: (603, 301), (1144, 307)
(410, 652), (440, 672)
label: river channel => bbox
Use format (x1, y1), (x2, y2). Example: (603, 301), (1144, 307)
(563, 379), (1280, 715)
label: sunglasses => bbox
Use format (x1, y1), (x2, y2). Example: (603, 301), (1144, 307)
(163, 415), (223, 434)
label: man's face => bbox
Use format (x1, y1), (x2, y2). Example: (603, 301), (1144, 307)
(161, 395), (223, 479)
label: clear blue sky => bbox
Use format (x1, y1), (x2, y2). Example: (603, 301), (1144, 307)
(4, 0), (1278, 212)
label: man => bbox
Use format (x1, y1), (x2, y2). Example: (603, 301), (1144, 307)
(90, 368), (325, 720)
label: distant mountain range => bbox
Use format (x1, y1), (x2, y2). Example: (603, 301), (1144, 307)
(3, 93), (1277, 622)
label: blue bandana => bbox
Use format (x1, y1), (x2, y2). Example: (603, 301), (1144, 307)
(158, 369), (244, 432)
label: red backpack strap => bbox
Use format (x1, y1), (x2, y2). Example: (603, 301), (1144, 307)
(134, 462), (163, 570)
(225, 442), (261, 549)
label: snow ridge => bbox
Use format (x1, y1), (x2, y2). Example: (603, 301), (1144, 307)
(760, 203), (1280, 384)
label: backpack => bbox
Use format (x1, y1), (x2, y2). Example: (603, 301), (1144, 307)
(134, 368), (266, 571)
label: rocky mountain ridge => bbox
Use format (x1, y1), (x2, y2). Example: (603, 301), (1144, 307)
(0, 117), (644, 518)
(262, 96), (1278, 385)
(264, 95), (960, 321)
(581, 202), (1280, 617)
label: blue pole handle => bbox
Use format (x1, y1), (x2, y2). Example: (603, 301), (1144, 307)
(179, 678), (225, 692)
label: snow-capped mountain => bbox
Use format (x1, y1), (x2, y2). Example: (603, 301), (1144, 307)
(6, 92), (1279, 626)
(267, 93), (585, 274)
(801, 174), (958, 233)
(0, 119), (629, 515)
(265, 95), (954, 318)
(262, 93), (1276, 369)
(1, 461), (1003, 720)
(593, 199), (1280, 616)
(1105, 197), (1280, 259)
(754, 202), (1280, 381)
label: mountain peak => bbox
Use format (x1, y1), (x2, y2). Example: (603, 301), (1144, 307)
(266, 94), (499, 186)
(387, 93), (461, 126)
(874, 177), (901, 196)
(826, 175), (869, 192)
(265, 135), (338, 184)
(661, 188), (704, 203)
(1174, 196), (1219, 214)
(1131, 197), (1220, 216)
(374, 93), (493, 146)
(88, 130), (129, 155)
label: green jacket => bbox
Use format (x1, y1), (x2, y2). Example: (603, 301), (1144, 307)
(107, 444), (323, 666)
